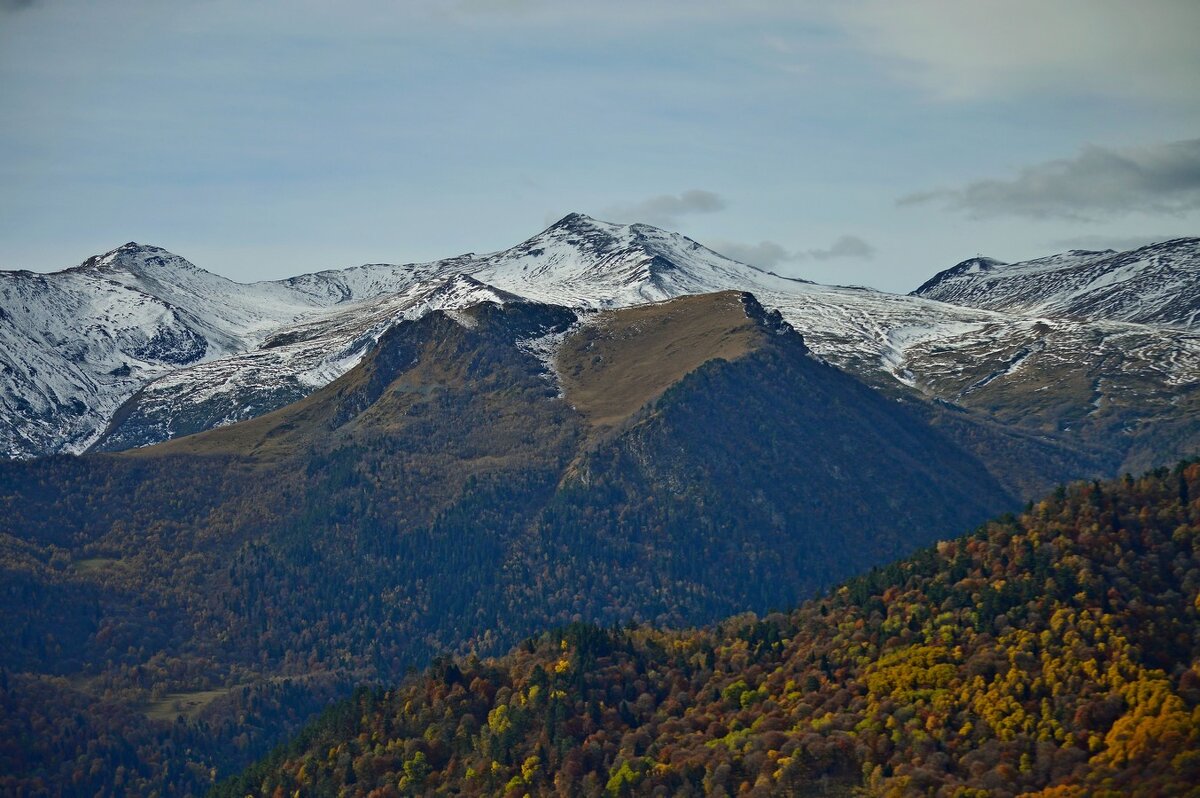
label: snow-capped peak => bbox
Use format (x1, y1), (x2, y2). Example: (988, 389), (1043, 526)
(914, 237), (1200, 330)
(913, 256), (1006, 295)
(3, 223), (1197, 460)
(73, 242), (207, 277)
(473, 213), (810, 308)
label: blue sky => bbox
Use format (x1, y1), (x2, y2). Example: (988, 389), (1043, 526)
(2, 0), (1198, 292)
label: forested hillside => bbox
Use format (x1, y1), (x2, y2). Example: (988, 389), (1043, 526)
(0, 293), (1016, 795)
(218, 462), (1200, 798)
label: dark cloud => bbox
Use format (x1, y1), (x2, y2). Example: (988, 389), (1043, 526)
(712, 235), (875, 268)
(603, 190), (726, 227)
(1, 0), (37, 10)
(899, 138), (1200, 220)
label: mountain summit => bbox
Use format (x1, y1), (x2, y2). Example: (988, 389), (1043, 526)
(473, 212), (807, 307)
(1, 223), (1198, 477)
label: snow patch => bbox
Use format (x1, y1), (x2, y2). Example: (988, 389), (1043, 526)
(516, 324), (578, 398)
(443, 309), (478, 329)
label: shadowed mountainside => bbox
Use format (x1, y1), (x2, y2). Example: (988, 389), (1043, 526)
(0, 292), (1018, 795)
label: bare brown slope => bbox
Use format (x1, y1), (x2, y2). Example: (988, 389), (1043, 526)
(131, 292), (778, 460)
(130, 340), (424, 461)
(131, 303), (576, 462)
(557, 291), (779, 429)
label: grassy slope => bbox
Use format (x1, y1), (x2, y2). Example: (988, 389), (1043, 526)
(558, 291), (767, 430)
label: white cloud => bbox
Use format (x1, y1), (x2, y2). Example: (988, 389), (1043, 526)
(808, 234), (875, 260)
(712, 235), (875, 268)
(836, 0), (1200, 104)
(603, 190), (726, 227)
(709, 240), (794, 269)
(899, 138), (1200, 220)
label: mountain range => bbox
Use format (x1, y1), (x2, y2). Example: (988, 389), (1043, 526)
(4, 216), (1198, 481)
(1, 287), (1021, 794)
(1, 217), (1198, 795)
(914, 238), (1200, 329)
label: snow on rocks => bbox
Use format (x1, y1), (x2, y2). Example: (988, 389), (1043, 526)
(2, 219), (1197, 457)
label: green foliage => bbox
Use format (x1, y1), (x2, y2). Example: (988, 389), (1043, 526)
(216, 462), (1200, 797)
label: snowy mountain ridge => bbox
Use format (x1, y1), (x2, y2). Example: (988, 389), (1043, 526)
(1, 215), (1197, 464)
(914, 237), (1200, 330)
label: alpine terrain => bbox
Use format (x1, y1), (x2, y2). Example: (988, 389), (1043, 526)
(3, 217), (1198, 483)
(2, 289), (1014, 794)
(0, 218), (1197, 796)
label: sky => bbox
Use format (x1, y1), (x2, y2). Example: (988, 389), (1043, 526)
(1, 0), (1198, 293)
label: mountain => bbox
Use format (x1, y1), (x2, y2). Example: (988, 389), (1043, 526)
(0, 291), (1019, 795)
(0, 215), (801, 459)
(90, 271), (526, 453)
(3, 221), (1198, 795)
(0, 240), (514, 459)
(0, 243), (333, 458)
(907, 238), (1200, 474)
(914, 237), (1200, 330)
(214, 461), (1200, 798)
(84, 215), (826, 458)
(4, 218), (1197, 485)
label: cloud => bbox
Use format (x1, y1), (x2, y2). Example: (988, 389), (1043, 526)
(603, 190), (726, 227)
(1, 0), (37, 11)
(710, 240), (794, 269)
(837, 0), (1200, 104)
(808, 234), (875, 260)
(712, 235), (875, 269)
(899, 138), (1200, 220)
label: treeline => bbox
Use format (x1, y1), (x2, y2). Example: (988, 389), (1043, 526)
(218, 462), (1200, 797)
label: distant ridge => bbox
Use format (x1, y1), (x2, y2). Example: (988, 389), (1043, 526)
(914, 237), (1200, 330)
(1, 221), (1197, 484)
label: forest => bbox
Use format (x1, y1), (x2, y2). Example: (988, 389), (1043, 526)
(215, 462), (1200, 797)
(0, 298), (1022, 795)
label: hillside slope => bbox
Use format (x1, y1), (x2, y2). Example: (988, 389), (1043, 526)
(4, 219), (1197, 486)
(216, 462), (1200, 798)
(0, 292), (1015, 795)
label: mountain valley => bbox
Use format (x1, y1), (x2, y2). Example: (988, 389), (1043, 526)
(1, 219), (1198, 796)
